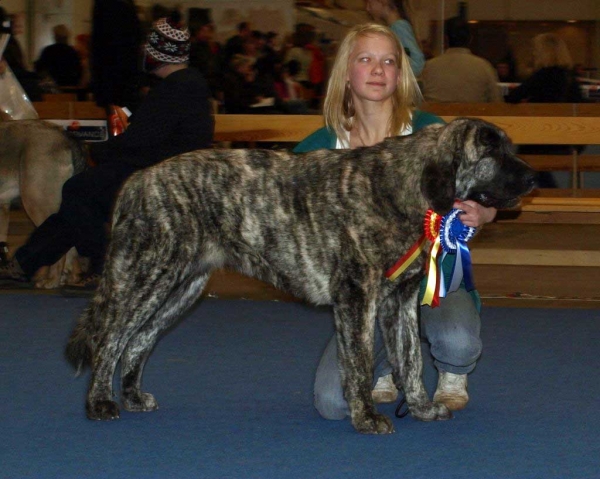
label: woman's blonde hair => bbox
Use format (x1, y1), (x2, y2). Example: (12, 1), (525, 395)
(532, 33), (573, 70)
(323, 23), (422, 141)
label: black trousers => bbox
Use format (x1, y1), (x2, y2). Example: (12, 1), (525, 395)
(15, 161), (138, 278)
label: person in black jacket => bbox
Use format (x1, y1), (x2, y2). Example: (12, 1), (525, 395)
(0, 15), (214, 287)
(34, 24), (82, 87)
(506, 33), (582, 187)
(90, 0), (144, 110)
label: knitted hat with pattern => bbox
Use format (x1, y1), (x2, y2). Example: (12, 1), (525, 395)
(144, 16), (190, 68)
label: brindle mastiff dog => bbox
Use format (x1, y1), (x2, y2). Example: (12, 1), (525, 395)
(66, 118), (536, 434)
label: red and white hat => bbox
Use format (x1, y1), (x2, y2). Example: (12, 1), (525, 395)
(144, 17), (190, 67)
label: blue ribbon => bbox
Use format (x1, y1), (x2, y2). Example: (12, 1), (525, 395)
(439, 209), (476, 294)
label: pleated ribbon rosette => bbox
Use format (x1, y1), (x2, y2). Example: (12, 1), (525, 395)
(385, 209), (476, 308)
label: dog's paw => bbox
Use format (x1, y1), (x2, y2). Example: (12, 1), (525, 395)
(86, 400), (120, 420)
(352, 412), (395, 435)
(410, 401), (452, 421)
(122, 392), (159, 413)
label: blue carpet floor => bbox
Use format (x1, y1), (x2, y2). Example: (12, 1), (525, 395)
(1, 295), (599, 479)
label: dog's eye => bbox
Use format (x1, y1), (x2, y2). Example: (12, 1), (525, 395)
(475, 157), (498, 181)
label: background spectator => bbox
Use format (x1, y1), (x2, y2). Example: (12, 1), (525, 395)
(91, 0), (144, 110)
(222, 54), (263, 113)
(506, 33), (581, 104)
(284, 25), (315, 96)
(256, 31), (281, 80)
(365, 0), (425, 76)
(189, 21), (223, 101)
(34, 24), (82, 87)
(506, 32), (583, 187)
(420, 16), (502, 103)
(273, 60), (309, 114)
(224, 21), (252, 69)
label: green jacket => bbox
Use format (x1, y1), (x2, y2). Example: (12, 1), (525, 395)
(293, 110), (441, 153)
(293, 109), (481, 310)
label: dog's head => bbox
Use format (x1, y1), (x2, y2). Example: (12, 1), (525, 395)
(421, 118), (536, 214)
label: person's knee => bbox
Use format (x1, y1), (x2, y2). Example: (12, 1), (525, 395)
(434, 327), (482, 367)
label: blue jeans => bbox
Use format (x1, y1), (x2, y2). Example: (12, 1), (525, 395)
(313, 288), (482, 420)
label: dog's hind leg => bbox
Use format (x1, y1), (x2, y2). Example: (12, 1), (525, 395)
(378, 284), (452, 422)
(120, 273), (210, 413)
(85, 246), (212, 421)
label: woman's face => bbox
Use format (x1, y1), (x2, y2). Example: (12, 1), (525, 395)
(346, 33), (401, 104)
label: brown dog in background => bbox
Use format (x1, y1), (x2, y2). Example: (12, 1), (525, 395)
(0, 120), (88, 288)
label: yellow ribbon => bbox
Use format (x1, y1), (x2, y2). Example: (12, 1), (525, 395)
(421, 210), (443, 307)
(421, 234), (442, 307)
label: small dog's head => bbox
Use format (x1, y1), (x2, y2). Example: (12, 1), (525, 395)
(421, 118), (536, 214)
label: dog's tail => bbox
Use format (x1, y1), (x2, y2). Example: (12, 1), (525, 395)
(65, 307), (95, 376)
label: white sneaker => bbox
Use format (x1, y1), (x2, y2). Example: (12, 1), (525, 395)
(371, 374), (398, 403)
(433, 371), (469, 411)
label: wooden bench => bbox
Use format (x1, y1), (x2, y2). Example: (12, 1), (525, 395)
(41, 93), (79, 102)
(33, 101), (106, 120)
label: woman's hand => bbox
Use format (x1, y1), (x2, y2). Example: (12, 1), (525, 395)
(453, 200), (497, 228)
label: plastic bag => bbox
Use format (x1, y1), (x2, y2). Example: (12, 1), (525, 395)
(0, 33), (37, 120)
(0, 63), (38, 119)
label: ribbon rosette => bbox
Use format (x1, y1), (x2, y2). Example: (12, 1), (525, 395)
(439, 209), (477, 295)
(422, 208), (477, 307)
(385, 208), (477, 309)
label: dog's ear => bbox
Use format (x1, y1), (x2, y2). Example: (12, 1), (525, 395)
(420, 119), (471, 215)
(420, 162), (456, 215)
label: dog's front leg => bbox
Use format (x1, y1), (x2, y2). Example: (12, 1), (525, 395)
(334, 287), (394, 434)
(379, 283), (452, 422)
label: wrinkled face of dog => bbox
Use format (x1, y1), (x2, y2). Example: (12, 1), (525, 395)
(424, 118), (537, 212)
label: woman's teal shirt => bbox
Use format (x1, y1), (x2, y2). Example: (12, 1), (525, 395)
(293, 110), (441, 153)
(292, 110), (481, 310)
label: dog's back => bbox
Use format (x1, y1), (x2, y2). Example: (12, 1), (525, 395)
(109, 142), (432, 305)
